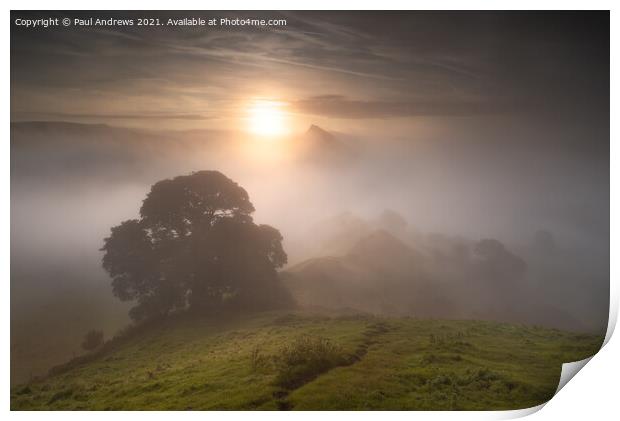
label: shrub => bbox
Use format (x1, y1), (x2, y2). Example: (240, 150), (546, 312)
(249, 344), (268, 372)
(274, 336), (349, 390)
(48, 388), (73, 404)
(81, 329), (104, 351)
(456, 367), (502, 389)
(429, 374), (453, 388)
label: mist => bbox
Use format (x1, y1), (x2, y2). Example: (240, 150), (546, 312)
(11, 116), (609, 382)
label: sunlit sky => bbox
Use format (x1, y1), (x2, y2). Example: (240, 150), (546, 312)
(11, 11), (608, 137)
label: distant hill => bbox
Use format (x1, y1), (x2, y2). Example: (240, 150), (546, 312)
(10, 121), (234, 183)
(304, 124), (337, 145)
(281, 229), (586, 331)
(282, 230), (451, 317)
(294, 124), (354, 164)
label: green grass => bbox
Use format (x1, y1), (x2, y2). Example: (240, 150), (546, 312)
(10, 311), (603, 410)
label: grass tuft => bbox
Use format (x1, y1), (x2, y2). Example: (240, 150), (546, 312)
(274, 336), (350, 390)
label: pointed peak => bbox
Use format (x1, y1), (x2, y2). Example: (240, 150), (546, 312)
(306, 124), (332, 137)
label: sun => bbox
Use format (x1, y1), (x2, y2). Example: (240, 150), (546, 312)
(246, 99), (288, 137)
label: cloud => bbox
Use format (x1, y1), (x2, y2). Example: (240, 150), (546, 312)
(10, 11), (608, 127)
(293, 95), (513, 119)
(11, 111), (211, 121)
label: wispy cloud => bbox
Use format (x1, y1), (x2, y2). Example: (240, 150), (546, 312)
(12, 111), (211, 121)
(10, 11), (607, 128)
(293, 95), (514, 119)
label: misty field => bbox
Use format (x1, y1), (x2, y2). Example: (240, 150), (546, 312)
(11, 311), (602, 410)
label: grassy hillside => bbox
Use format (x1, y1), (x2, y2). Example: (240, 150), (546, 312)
(11, 311), (602, 410)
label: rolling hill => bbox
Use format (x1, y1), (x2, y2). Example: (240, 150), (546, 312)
(10, 311), (603, 410)
(281, 229), (590, 331)
(281, 230), (445, 316)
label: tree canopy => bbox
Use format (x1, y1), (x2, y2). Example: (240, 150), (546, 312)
(101, 170), (290, 321)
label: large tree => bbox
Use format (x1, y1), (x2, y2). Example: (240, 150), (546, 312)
(101, 170), (290, 321)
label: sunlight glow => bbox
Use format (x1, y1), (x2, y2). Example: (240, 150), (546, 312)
(247, 99), (288, 137)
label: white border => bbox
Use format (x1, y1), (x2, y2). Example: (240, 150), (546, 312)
(3, 2), (617, 420)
